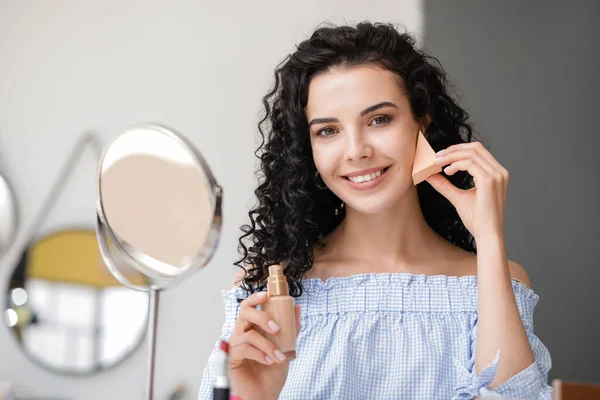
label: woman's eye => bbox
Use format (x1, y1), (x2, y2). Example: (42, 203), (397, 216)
(370, 115), (390, 126)
(317, 127), (337, 137)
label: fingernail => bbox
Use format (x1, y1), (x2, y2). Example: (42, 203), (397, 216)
(436, 149), (446, 156)
(268, 320), (280, 332)
(265, 356), (274, 364)
(275, 350), (286, 361)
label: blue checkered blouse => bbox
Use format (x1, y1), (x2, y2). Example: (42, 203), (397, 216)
(198, 273), (552, 399)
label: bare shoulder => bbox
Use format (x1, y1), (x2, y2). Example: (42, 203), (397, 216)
(450, 249), (532, 289)
(508, 260), (532, 289)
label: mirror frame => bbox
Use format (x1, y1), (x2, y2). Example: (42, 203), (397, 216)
(96, 123), (223, 291)
(0, 173), (19, 258)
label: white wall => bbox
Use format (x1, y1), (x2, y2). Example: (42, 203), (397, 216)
(0, 1), (422, 399)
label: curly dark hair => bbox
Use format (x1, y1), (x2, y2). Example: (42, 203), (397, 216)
(235, 21), (477, 299)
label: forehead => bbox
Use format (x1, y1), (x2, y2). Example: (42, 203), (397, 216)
(305, 65), (405, 117)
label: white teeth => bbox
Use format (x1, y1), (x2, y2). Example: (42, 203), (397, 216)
(348, 169), (384, 183)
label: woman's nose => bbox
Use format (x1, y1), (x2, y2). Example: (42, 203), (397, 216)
(345, 131), (373, 161)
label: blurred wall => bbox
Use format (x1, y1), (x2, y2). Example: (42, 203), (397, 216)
(423, 0), (600, 383)
(0, 1), (423, 399)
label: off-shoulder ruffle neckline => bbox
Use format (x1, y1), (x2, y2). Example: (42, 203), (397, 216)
(223, 272), (539, 321)
(226, 272), (535, 296)
(301, 272), (533, 292)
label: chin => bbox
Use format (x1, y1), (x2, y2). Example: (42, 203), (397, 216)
(336, 183), (413, 215)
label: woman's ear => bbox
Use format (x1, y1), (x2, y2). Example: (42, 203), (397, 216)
(420, 114), (432, 135)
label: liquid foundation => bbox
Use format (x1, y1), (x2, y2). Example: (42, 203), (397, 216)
(262, 264), (296, 360)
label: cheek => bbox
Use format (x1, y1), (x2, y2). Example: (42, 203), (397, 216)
(374, 129), (416, 166)
(311, 145), (338, 175)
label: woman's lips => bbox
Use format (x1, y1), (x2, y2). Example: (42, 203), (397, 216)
(343, 166), (391, 190)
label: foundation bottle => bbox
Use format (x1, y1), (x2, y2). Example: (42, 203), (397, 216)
(262, 264), (297, 360)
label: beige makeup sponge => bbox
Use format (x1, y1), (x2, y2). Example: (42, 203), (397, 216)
(412, 131), (443, 185)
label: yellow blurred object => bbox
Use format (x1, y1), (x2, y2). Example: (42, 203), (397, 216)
(28, 229), (146, 288)
(13, 305), (33, 327)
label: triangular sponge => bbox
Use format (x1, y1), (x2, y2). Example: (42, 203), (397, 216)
(412, 131), (442, 185)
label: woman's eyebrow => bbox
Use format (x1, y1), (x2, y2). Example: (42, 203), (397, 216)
(308, 101), (398, 128)
(359, 101), (398, 116)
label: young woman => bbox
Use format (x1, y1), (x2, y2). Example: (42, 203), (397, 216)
(199, 21), (552, 399)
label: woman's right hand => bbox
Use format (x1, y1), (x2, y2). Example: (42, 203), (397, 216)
(229, 291), (301, 400)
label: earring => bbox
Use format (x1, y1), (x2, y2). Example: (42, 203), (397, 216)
(315, 171), (328, 190)
(334, 201), (345, 216)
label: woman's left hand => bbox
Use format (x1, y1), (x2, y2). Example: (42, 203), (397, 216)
(425, 142), (509, 240)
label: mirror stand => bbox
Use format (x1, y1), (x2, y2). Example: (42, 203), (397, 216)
(146, 288), (160, 400)
(96, 228), (161, 400)
(95, 221), (161, 400)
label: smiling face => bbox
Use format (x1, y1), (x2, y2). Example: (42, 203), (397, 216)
(305, 65), (423, 214)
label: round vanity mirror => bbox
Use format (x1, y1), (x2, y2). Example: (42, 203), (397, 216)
(4, 229), (148, 375)
(96, 124), (222, 291)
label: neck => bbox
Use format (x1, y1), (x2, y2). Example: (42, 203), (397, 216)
(329, 186), (447, 273)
